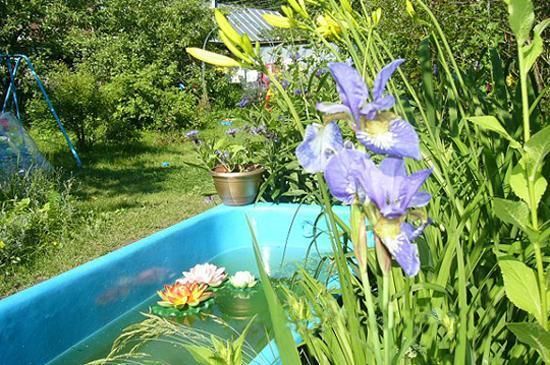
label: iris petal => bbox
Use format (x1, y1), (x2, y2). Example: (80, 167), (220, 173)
(356, 157), (431, 219)
(410, 191), (431, 207)
(296, 122), (344, 173)
(372, 59), (405, 100)
(316, 102), (352, 120)
(357, 118), (421, 160)
(375, 219), (421, 276)
(324, 148), (372, 204)
(402, 221), (430, 242)
(387, 232), (420, 276)
(328, 62), (369, 124)
(360, 95), (396, 120)
(379, 157), (407, 176)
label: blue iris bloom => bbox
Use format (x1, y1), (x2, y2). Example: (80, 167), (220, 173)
(316, 60), (421, 160)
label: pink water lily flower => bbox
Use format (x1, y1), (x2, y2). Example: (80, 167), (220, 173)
(177, 263), (227, 287)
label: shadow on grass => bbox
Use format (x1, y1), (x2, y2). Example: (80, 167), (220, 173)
(41, 137), (204, 205)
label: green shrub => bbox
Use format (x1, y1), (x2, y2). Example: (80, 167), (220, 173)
(0, 170), (76, 269)
(102, 62), (203, 135)
(3, 0), (214, 143)
(27, 64), (110, 147)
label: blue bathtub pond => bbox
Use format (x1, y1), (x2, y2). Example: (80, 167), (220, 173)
(0, 203), (352, 365)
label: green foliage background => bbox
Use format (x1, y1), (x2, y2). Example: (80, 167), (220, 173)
(0, 0), (242, 146)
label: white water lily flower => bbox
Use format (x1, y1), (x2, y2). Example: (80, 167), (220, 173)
(177, 263), (227, 287)
(229, 271), (257, 289)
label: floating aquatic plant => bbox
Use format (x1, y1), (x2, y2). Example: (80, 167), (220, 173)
(157, 282), (213, 309)
(229, 271), (257, 289)
(177, 263), (227, 287)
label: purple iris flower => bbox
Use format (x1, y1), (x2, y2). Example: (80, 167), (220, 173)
(316, 60), (421, 160)
(358, 157), (431, 219)
(316, 62), (369, 124)
(295, 122), (344, 173)
(362, 157), (430, 276)
(324, 155), (431, 276)
(324, 147), (373, 204)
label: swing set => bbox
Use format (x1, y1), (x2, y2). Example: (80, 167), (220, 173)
(0, 53), (82, 168)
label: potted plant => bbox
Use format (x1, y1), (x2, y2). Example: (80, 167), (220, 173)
(184, 129), (265, 206)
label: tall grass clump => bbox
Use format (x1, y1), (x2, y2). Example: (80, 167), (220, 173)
(0, 169), (77, 270)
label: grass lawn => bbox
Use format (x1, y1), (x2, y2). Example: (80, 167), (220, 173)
(0, 129), (223, 297)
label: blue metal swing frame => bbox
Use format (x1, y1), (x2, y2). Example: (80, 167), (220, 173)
(1, 53), (82, 167)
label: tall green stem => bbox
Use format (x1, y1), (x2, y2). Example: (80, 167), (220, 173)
(382, 272), (393, 364)
(518, 46), (546, 329)
(265, 68), (305, 136)
(360, 268), (384, 364)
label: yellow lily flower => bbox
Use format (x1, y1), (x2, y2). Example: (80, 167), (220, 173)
(316, 14), (341, 38)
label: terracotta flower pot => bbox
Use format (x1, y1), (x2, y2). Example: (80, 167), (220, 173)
(210, 166), (264, 206)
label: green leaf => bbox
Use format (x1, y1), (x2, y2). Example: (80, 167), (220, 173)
(507, 322), (550, 362)
(504, 0), (535, 45)
(493, 198), (532, 233)
(534, 18), (550, 36)
(525, 125), (550, 173)
(184, 345), (216, 365)
(500, 260), (542, 322)
(509, 158), (548, 209)
(465, 116), (521, 148)
(246, 217), (302, 365)
(521, 33), (543, 76)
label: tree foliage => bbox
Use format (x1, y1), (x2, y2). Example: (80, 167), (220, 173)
(1, 0), (240, 146)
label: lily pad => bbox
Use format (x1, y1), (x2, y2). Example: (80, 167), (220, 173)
(150, 298), (213, 318)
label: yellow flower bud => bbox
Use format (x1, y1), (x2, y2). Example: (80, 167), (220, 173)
(406, 0), (416, 17)
(263, 13), (292, 29)
(186, 48), (241, 68)
(506, 74), (515, 87)
(372, 8), (382, 27)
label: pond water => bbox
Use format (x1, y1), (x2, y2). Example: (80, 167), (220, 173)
(47, 245), (331, 364)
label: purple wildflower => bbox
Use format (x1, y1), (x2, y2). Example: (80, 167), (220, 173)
(185, 130), (199, 139)
(315, 68), (328, 77)
(237, 97), (250, 108)
(250, 125), (266, 136)
(295, 122), (344, 173)
(226, 128), (239, 137)
(215, 150), (230, 161)
(294, 88), (307, 96)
